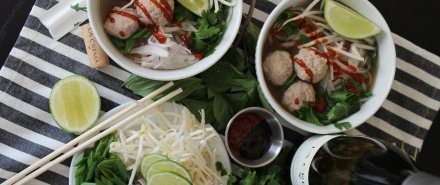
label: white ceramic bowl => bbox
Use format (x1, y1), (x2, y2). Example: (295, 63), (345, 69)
(87, 0), (242, 81)
(255, 0), (396, 134)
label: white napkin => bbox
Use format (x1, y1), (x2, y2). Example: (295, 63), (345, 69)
(39, 0), (88, 40)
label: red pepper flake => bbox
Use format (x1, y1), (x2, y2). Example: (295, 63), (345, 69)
(109, 16), (115, 23)
(194, 52), (203, 60)
(119, 31), (125, 38)
(294, 98), (300, 105)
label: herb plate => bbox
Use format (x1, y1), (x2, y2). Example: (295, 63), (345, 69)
(68, 102), (231, 185)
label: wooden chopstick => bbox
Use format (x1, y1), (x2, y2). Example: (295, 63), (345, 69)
(2, 82), (176, 185)
(14, 88), (182, 185)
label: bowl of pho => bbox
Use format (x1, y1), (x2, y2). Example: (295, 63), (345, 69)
(255, 0), (395, 134)
(87, 0), (242, 81)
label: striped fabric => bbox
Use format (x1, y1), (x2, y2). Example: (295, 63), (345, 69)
(0, 0), (439, 184)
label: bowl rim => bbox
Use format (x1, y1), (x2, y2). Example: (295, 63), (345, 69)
(87, 0), (243, 81)
(255, 0), (396, 134)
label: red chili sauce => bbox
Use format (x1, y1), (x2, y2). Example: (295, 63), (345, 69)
(227, 113), (272, 160)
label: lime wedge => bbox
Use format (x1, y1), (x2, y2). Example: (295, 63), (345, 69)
(141, 154), (168, 180)
(49, 75), (100, 135)
(147, 172), (192, 185)
(177, 0), (210, 16)
(324, 0), (381, 39)
(146, 160), (192, 182)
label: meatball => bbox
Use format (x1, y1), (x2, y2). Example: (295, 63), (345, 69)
(282, 81), (315, 112)
(135, 0), (174, 26)
(293, 47), (328, 83)
(104, 7), (140, 39)
(263, 51), (293, 86)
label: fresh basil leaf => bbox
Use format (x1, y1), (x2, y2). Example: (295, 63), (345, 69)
(179, 98), (215, 124)
(213, 94), (233, 131)
(257, 85), (273, 111)
(221, 49), (245, 72)
(244, 21), (261, 55)
(224, 91), (250, 112)
(201, 62), (245, 92)
(123, 75), (167, 97)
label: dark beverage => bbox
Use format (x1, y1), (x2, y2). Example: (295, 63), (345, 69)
(292, 135), (440, 185)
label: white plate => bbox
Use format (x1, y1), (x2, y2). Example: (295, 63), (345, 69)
(69, 102), (231, 185)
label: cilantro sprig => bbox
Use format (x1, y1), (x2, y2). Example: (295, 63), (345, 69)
(190, 7), (227, 56)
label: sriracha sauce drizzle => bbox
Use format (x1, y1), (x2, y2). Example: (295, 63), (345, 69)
(293, 57), (314, 83)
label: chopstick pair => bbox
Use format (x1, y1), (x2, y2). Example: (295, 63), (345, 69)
(3, 82), (182, 185)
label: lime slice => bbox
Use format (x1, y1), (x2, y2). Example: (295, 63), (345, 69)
(177, 0), (209, 16)
(146, 160), (192, 182)
(49, 75), (100, 135)
(324, 0), (381, 39)
(147, 172), (192, 185)
(141, 154), (168, 180)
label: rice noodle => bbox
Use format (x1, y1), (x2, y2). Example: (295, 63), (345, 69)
(131, 36), (198, 69)
(280, 10), (323, 29)
(298, 35), (341, 48)
(163, 21), (198, 32)
(328, 46), (365, 61)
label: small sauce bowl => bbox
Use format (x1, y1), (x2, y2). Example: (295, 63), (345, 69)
(225, 107), (284, 168)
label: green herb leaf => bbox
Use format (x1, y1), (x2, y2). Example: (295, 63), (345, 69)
(282, 75), (297, 91)
(326, 102), (350, 121)
(227, 174), (237, 185)
(306, 108), (322, 126)
(240, 168), (257, 185)
(174, 4), (195, 22)
(299, 35), (312, 44)
(195, 24), (221, 39)
(213, 93), (233, 130)
(215, 161), (228, 176)
(281, 22), (300, 36)
(244, 21), (261, 55)
(330, 89), (352, 101)
(110, 37), (125, 48)
(334, 122), (352, 130)
(123, 37), (137, 55)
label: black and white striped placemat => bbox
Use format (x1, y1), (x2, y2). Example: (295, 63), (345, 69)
(0, 0), (439, 184)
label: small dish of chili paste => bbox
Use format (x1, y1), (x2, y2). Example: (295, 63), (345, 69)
(225, 107), (284, 168)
